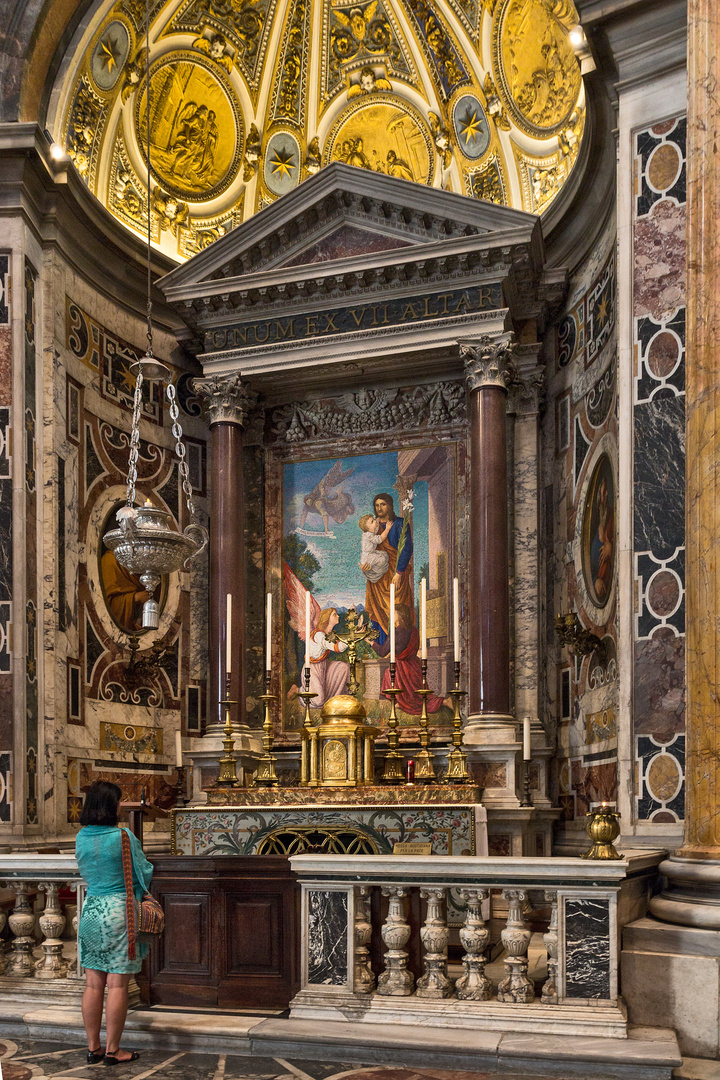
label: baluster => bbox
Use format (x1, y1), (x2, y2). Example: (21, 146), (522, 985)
(354, 886), (375, 993)
(541, 890), (558, 1004)
(417, 888), (453, 998)
(35, 883), (69, 979)
(377, 886), (414, 996)
(6, 882), (37, 977)
(455, 887), (492, 1000)
(497, 888), (534, 1003)
(0, 906), (6, 974)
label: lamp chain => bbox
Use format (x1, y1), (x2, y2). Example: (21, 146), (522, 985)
(167, 382), (197, 520)
(126, 367), (144, 506)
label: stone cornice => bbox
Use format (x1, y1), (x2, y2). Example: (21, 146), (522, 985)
(193, 374), (259, 427)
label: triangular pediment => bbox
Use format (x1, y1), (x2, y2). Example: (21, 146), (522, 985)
(159, 162), (541, 302)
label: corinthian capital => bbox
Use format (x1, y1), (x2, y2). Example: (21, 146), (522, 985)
(193, 374), (258, 427)
(460, 333), (517, 392)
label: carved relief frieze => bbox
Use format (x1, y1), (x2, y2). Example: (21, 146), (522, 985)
(270, 381), (465, 443)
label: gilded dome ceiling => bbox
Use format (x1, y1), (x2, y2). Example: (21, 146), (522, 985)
(51, 0), (587, 261)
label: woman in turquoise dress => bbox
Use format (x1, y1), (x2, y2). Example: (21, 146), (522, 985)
(75, 781), (153, 1066)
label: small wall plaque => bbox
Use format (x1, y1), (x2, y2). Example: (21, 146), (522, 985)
(393, 841), (432, 855)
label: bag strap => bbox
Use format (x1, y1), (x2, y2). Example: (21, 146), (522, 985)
(120, 828), (137, 960)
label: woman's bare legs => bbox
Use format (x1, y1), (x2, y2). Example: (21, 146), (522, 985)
(82, 969), (107, 1051)
(105, 972), (133, 1060)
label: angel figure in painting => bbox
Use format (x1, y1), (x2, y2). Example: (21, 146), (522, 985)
(284, 563), (350, 707)
(297, 460), (355, 537)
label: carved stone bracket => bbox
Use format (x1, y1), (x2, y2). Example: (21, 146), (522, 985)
(193, 374), (258, 427)
(509, 364), (546, 415)
(461, 334), (518, 392)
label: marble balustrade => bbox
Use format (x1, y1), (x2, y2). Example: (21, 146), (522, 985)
(0, 855), (84, 980)
(289, 853), (665, 1039)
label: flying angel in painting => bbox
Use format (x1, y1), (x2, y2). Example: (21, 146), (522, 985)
(284, 562), (350, 708)
(296, 460), (355, 538)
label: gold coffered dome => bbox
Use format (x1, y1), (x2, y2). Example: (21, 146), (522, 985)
(50, 0), (586, 261)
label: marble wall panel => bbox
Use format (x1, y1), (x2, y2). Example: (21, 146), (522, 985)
(307, 889), (348, 986)
(563, 896), (611, 999)
(633, 115), (686, 822)
(543, 215), (619, 825)
(25, 259), (38, 826)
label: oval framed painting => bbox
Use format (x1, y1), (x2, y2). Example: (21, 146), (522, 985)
(581, 454), (615, 608)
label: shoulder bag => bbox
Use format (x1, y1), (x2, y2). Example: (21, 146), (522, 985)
(120, 827), (165, 959)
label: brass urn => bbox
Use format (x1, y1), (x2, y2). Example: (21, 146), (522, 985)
(581, 805), (623, 860)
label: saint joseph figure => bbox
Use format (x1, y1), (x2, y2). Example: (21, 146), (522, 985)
(362, 492), (414, 630)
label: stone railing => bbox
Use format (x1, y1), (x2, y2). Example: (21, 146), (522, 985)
(0, 855), (83, 980)
(289, 852), (665, 1038)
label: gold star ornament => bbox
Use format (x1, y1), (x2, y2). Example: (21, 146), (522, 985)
(458, 107), (485, 146)
(270, 146), (296, 179)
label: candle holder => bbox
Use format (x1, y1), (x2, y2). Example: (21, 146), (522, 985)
(175, 764), (188, 807)
(519, 759), (533, 807)
(445, 660), (470, 783)
(414, 658), (436, 783)
(382, 661), (405, 784)
(254, 669), (278, 787)
(581, 806), (623, 860)
(298, 665), (319, 787)
(215, 675), (241, 788)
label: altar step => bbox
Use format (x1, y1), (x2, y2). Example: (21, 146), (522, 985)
(0, 1004), (682, 1080)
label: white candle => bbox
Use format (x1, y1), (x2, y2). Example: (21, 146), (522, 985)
(389, 582), (396, 663)
(453, 577), (460, 662)
(265, 592), (272, 671)
(523, 716), (531, 761)
(175, 730), (183, 767)
(304, 589), (311, 671)
(420, 578), (427, 660)
(226, 593), (232, 676)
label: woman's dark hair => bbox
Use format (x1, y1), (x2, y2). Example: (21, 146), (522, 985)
(80, 781), (122, 826)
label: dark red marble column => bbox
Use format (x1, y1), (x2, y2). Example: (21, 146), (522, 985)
(462, 337), (516, 720)
(196, 376), (257, 731)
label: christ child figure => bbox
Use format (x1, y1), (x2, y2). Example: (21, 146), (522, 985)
(358, 513), (392, 583)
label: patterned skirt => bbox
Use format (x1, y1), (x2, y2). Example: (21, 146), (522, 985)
(78, 893), (147, 974)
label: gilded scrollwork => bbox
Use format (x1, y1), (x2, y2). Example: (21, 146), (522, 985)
(169, 0), (278, 96)
(120, 48), (147, 104)
(108, 136), (149, 233)
(401, 0), (470, 101)
(483, 73), (511, 131)
(178, 201), (242, 257)
(152, 188), (190, 235)
(243, 122), (262, 180)
(269, 0), (311, 127)
(323, 0), (416, 107)
(66, 78), (105, 183)
(467, 158), (505, 204)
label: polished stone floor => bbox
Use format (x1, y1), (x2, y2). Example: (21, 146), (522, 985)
(0, 1038), (632, 1080)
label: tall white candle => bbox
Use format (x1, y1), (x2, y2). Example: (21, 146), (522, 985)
(389, 582), (396, 663)
(266, 592), (272, 671)
(226, 593), (232, 676)
(453, 577), (460, 662)
(304, 589), (311, 671)
(420, 578), (427, 660)
(523, 716), (532, 761)
(175, 729), (183, 767)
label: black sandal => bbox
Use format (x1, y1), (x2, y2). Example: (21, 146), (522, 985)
(103, 1051), (140, 1066)
(87, 1048), (104, 1064)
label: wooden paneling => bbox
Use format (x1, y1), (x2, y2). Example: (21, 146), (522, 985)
(145, 856), (299, 1010)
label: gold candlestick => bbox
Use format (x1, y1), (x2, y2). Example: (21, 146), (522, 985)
(581, 806), (623, 860)
(255, 669), (278, 787)
(382, 661), (404, 784)
(215, 674), (241, 787)
(414, 658), (436, 783)
(298, 665), (319, 787)
(446, 660), (470, 783)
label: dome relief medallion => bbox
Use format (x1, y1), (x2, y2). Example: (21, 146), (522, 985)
(492, 0), (582, 137)
(135, 52), (244, 202)
(54, 0), (586, 261)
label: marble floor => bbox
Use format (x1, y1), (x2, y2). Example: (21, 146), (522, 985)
(0, 1039), (645, 1080)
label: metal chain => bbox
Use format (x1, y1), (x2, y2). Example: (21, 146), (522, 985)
(166, 381), (197, 520)
(126, 368), (144, 506)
